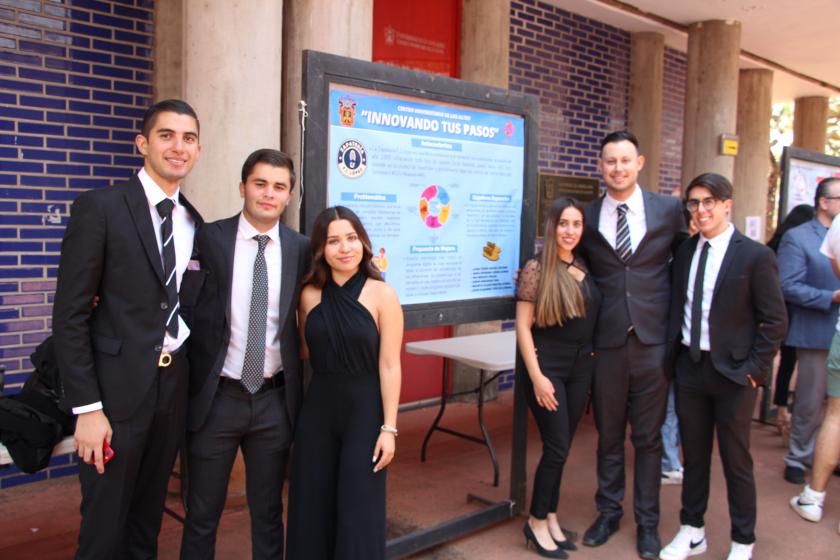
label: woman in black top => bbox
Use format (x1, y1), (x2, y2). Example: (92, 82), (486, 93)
(516, 198), (601, 558)
(287, 206), (403, 560)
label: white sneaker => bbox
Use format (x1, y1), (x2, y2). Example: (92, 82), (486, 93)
(726, 542), (754, 560)
(659, 524), (706, 560)
(662, 468), (684, 485)
(789, 485), (825, 522)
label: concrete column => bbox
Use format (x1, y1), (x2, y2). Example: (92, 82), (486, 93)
(733, 69), (773, 240)
(681, 20), (741, 186)
(281, 0), (373, 230)
(449, 0), (511, 400)
(793, 96), (829, 153)
(152, 0), (183, 101)
(628, 32), (663, 191)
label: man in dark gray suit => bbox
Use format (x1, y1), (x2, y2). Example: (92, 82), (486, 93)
(579, 131), (687, 559)
(180, 149), (309, 559)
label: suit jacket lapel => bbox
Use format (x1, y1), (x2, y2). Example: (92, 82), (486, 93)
(277, 223), (298, 325)
(123, 175), (165, 284)
(220, 215), (238, 326)
(712, 228), (744, 302)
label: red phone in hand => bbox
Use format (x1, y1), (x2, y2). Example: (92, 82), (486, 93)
(103, 441), (115, 465)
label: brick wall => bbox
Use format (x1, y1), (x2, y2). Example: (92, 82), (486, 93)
(660, 46), (686, 195)
(509, 0), (630, 180)
(0, 0), (153, 488)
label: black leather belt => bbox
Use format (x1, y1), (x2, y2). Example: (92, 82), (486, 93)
(218, 372), (284, 394)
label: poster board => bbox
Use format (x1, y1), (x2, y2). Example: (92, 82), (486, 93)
(302, 50), (539, 329)
(779, 147), (840, 224)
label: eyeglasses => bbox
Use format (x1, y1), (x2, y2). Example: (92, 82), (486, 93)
(823, 196), (840, 201)
(686, 197), (718, 212)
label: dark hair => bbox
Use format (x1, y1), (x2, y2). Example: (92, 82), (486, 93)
(767, 204), (816, 252)
(140, 99), (200, 138)
(600, 130), (640, 154)
(303, 206), (382, 288)
(814, 177), (840, 207)
(240, 149), (296, 189)
(685, 172), (733, 201)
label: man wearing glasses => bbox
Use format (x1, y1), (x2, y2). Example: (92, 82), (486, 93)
(660, 173), (786, 560)
(776, 177), (840, 485)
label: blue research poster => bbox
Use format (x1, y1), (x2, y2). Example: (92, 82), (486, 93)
(327, 84), (525, 306)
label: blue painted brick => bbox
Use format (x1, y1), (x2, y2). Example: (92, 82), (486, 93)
(0, 120), (12, 130)
(22, 148), (66, 161)
(135, 46), (151, 58)
(0, 77), (43, 93)
(0, 134), (43, 146)
(69, 48), (111, 64)
(46, 111), (91, 125)
(47, 464), (79, 479)
(0, 64), (13, 76)
(45, 85), (90, 99)
(93, 39), (132, 55)
(0, 282), (17, 291)
(0, 308), (20, 319)
(0, 92), (14, 104)
(0, 267), (44, 278)
(0, 471), (47, 488)
(47, 137), (89, 150)
(69, 74), (111, 89)
(19, 95), (66, 110)
(113, 106), (144, 118)
(47, 163), (90, 175)
(0, 160), (42, 173)
(115, 30), (151, 45)
(114, 80), (150, 94)
(66, 126), (108, 139)
(0, 174), (14, 184)
(92, 13), (134, 30)
(93, 90), (132, 104)
(68, 8), (91, 22)
(134, 71), (150, 82)
(21, 202), (66, 213)
(69, 100), (111, 115)
(114, 5), (152, 20)
(20, 175), (66, 187)
(70, 22), (112, 39)
(92, 165), (132, 176)
(113, 155), (141, 166)
(70, 152), (110, 164)
(21, 229), (64, 240)
(45, 57), (91, 74)
(109, 130), (136, 142)
(92, 63), (132, 79)
(50, 184), (89, 196)
(0, 146), (15, 157)
(18, 122), (63, 135)
(0, 241), (42, 251)
(93, 141), (134, 154)
(115, 55), (151, 70)
(0, 50), (41, 66)
(93, 115), (132, 128)
(0, 227), (15, 237)
(18, 40), (66, 57)
(0, 214), (41, 224)
(71, 0), (112, 13)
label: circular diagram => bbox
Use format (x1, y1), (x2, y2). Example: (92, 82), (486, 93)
(419, 185), (451, 228)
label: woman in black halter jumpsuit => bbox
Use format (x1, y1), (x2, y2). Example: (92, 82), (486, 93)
(287, 206), (403, 560)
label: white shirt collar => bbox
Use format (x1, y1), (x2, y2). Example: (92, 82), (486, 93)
(138, 167), (180, 207)
(604, 184), (644, 215)
(237, 213), (280, 245)
(699, 222), (735, 250)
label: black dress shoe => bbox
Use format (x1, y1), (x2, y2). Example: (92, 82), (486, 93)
(636, 526), (660, 559)
(523, 523), (568, 558)
(784, 465), (805, 484)
(582, 515), (620, 547)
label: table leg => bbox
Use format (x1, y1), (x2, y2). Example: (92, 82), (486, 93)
(421, 357), (450, 462)
(477, 369), (500, 487)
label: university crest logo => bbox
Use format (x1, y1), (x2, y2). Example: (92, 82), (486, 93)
(338, 97), (356, 127)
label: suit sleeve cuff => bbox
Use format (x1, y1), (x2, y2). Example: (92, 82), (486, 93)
(72, 402), (103, 415)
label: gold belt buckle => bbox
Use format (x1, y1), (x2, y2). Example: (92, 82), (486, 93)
(158, 352), (173, 368)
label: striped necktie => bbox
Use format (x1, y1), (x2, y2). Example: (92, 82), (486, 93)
(241, 235), (270, 394)
(616, 203), (632, 261)
(156, 198), (179, 337)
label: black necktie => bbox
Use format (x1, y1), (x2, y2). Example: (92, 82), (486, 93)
(241, 235), (269, 394)
(616, 203), (632, 261)
(690, 240), (710, 362)
(156, 199), (179, 337)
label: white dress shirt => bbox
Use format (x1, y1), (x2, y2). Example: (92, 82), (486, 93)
(73, 168), (196, 415)
(220, 214), (284, 380)
(598, 184), (647, 253)
(681, 223), (735, 351)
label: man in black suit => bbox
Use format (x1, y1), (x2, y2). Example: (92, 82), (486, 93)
(180, 149), (309, 559)
(53, 99), (204, 558)
(579, 131), (687, 558)
(659, 173), (786, 560)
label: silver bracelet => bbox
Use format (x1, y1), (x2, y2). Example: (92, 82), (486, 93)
(380, 424), (398, 436)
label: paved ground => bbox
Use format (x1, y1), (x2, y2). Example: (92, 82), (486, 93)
(1, 390), (838, 559)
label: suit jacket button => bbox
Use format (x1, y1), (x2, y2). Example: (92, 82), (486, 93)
(154, 344), (163, 352)
(160, 302), (168, 310)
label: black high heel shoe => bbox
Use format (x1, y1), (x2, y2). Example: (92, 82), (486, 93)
(553, 536), (577, 551)
(523, 523), (569, 559)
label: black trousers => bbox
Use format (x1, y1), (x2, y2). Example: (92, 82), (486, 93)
(525, 350), (593, 518)
(592, 333), (668, 528)
(76, 352), (189, 560)
(675, 348), (757, 544)
(772, 344), (797, 406)
(180, 379), (291, 560)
